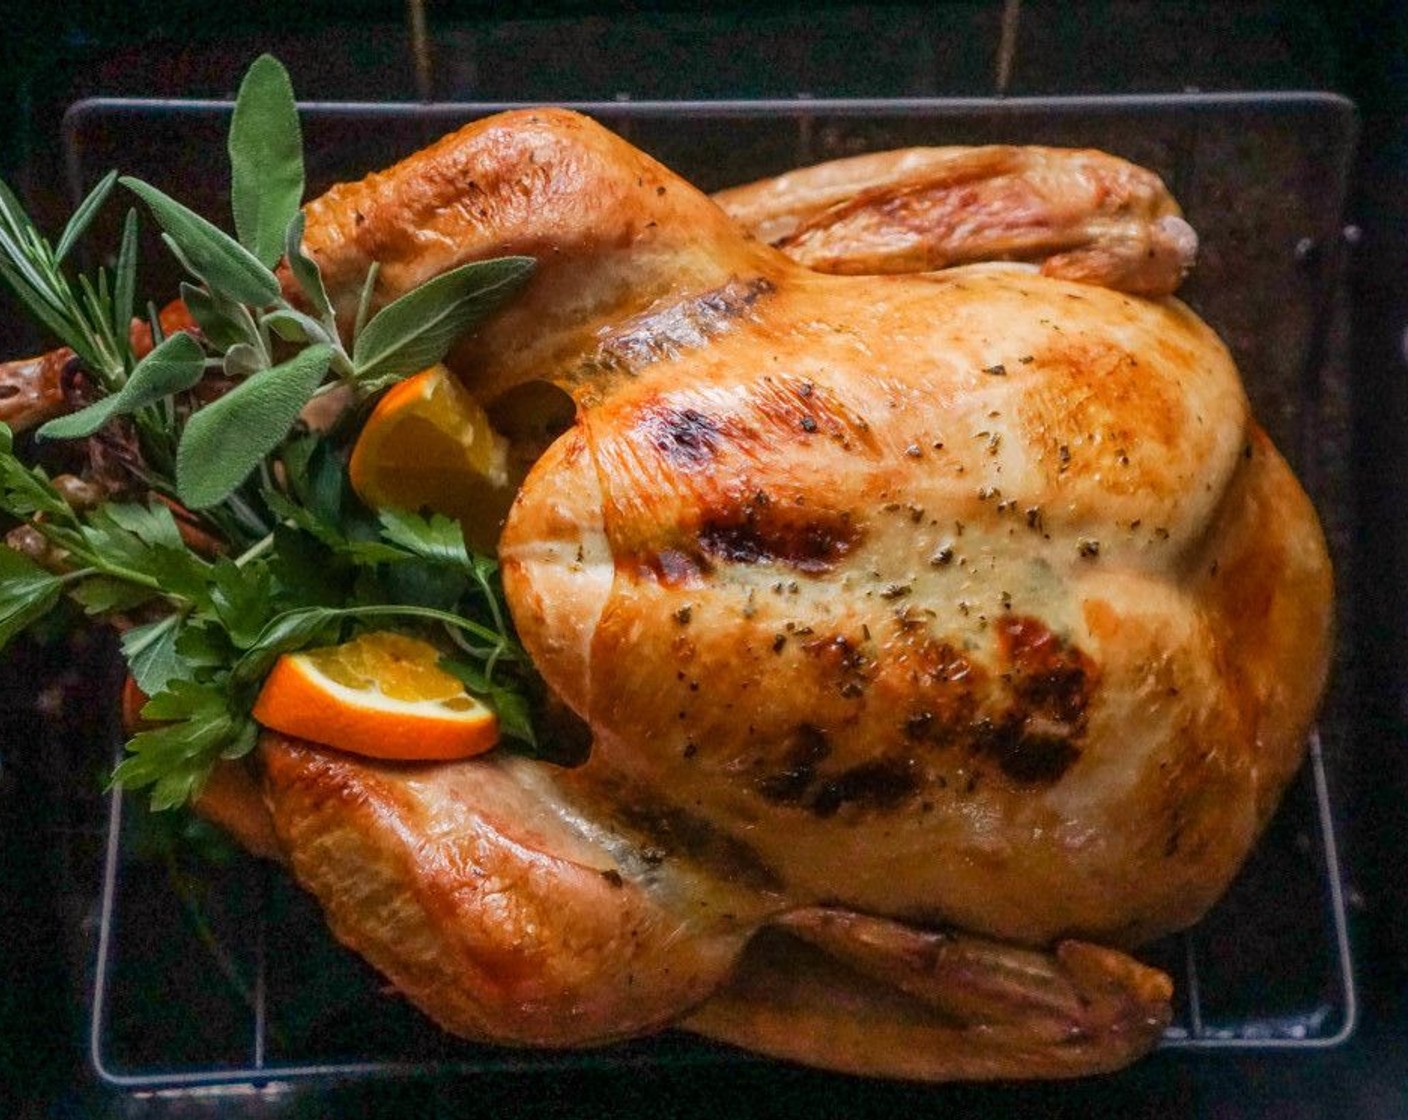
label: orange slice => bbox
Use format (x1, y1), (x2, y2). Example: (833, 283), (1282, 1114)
(252, 631), (498, 761)
(348, 364), (515, 550)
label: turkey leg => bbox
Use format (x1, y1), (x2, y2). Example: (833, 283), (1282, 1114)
(714, 144), (1196, 295)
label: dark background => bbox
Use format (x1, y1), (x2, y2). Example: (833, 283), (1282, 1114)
(1, 2), (1406, 1116)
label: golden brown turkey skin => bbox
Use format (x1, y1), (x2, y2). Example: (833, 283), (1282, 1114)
(686, 913), (1173, 1080)
(255, 733), (1174, 1076)
(502, 261), (1331, 948)
(260, 737), (758, 1046)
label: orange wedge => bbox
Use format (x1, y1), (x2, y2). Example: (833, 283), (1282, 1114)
(252, 631), (498, 761)
(348, 364), (515, 549)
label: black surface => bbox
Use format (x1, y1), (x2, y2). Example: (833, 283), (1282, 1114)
(2, 3), (1407, 1117)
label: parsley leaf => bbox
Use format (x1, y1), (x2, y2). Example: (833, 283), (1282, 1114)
(0, 547), (66, 651)
(113, 678), (257, 810)
(121, 613), (188, 697)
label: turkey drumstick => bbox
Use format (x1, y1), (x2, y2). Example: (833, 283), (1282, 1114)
(714, 144), (1196, 295)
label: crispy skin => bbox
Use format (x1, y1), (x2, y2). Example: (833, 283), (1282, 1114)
(1, 143), (1189, 425)
(257, 734), (1173, 1077)
(503, 261), (1331, 948)
(260, 736), (754, 1046)
(714, 145), (1197, 296)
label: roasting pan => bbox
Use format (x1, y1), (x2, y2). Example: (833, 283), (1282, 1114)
(64, 93), (1358, 1091)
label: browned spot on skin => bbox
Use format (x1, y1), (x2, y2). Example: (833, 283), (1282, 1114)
(640, 406), (725, 467)
(599, 781), (782, 891)
(998, 616), (1093, 722)
(981, 615), (1097, 783)
(605, 276), (776, 370)
(810, 758), (919, 817)
(756, 723), (832, 803)
(622, 500), (863, 584)
(697, 500), (863, 574)
(886, 619), (1093, 787)
(737, 617), (1094, 819)
(756, 724), (919, 818)
(971, 716), (1081, 785)
(623, 547), (711, 588)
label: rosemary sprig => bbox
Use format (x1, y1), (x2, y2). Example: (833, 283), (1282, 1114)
(0, 171), (136, 387)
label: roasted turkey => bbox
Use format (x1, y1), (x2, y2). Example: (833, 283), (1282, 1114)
(9, 109), (1334, 1080)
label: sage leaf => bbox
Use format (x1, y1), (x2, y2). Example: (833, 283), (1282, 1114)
(351, 256), (534, 389)
(223, 342), (266, 380)
(229, 54), (304, 269)
(37, 332), (206, 441)
(284, 211), (333, 325)
(181, 282), (252, 352)
(111, 208), (139, 344)
(264, 307), (328, 345)
(122, 176), (281, 307)
(121, 612), (186, 696)
(176, 343), (333, 509)
(0, 546), (64, 651)
(54, 170), (118, 263)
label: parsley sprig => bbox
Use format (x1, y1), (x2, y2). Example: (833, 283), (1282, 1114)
(0, 55), (542, 807)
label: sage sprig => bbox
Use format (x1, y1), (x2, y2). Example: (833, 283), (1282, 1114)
(103, 53), (534, 509)
(175, 343), (334, 509)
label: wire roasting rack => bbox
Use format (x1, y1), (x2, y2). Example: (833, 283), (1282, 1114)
(68, 93), (1358, 1091)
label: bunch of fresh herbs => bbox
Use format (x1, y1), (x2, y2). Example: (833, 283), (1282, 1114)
(0, 55), (540, 808)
